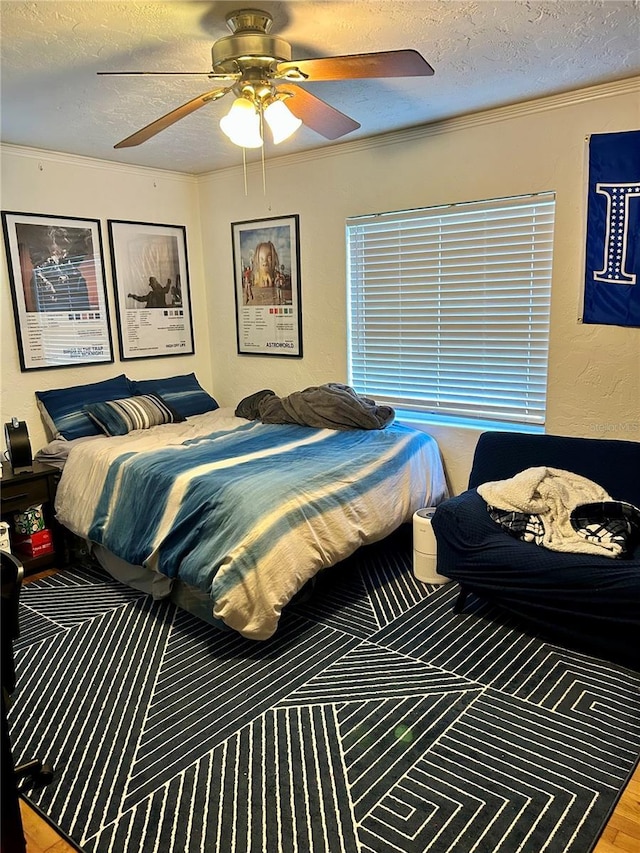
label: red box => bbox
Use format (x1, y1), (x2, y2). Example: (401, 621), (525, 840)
(13, 528), (54, 558)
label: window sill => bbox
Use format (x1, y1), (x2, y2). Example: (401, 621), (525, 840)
(394, 408), (544, 435)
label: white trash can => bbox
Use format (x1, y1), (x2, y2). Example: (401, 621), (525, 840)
(413, 507), (450, 584)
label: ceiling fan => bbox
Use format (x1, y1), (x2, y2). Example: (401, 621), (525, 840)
(99, 7), (435, 150)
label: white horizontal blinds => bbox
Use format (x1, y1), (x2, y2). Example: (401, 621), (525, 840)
(347, 193), (555, 425)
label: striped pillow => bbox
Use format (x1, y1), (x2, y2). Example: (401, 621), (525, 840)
(84, 394), (184, 436)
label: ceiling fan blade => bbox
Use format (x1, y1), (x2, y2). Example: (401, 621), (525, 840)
(98, 71), (237, 79)
(113, 86), (233, 148)
(283, 85), (360, 140)
(278, 49), (434, 82)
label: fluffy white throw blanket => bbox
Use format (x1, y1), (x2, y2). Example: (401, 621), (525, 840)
(477, 466), (618, 556)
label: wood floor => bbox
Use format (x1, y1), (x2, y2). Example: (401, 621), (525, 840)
(593, 764), (640, 853)
(14, 571), (640, 853)
(18, 763), (640, 852)
(20, 801), (77, 853)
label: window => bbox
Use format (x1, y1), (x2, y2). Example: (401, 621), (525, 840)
(347, 192), (555, 426)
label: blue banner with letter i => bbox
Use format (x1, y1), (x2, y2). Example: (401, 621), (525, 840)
(582, 129), (640, 327)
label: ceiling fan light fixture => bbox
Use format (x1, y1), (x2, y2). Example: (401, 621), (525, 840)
(263, 97), (302, 144)
(103, 7), (435, 154)
(220, 96), (263, 148)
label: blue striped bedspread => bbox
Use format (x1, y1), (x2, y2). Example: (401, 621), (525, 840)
(55, 409), (448, 638)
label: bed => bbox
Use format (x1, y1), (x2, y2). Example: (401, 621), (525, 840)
(40, 379), (447, 639)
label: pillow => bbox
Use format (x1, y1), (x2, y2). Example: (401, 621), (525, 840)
(36, 374), (133, 440)
(129, 373), (219, 418)
(85, 394), (185, 437)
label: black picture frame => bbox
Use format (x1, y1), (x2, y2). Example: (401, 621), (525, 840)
(1, 210), (114, 371)
(231, 214), (303, 357)
(108, 219), (195, 360)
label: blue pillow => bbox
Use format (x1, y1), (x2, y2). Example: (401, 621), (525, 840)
(129, 373), (219, 418)
(85, 394), (185, 437)
(36, 374), (133, 440)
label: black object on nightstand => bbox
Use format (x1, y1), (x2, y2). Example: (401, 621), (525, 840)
(1, 460), (66, 575)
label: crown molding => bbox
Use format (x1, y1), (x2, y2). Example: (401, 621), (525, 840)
(0, 144), (198, 183)
(2, 75), (637, 182)
(201, 74), (640, 180)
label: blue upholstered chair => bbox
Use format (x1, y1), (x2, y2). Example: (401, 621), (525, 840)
(432, 432), (640, 671)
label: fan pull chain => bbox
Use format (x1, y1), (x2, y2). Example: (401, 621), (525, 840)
(259, 107), (267, 196)
(242, 147), (248, 196)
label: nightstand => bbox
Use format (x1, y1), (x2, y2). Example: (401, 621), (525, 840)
(1, 461), (66, 575)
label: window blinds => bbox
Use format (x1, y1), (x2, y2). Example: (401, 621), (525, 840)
(347, 193), (555, 425)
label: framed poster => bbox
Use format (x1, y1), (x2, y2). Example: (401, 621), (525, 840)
(231, 214), (303, 357)
(108, 219), (195, 360)
(1, 211), (114, 371)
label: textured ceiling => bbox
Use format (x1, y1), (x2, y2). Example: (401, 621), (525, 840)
(1, 1), (639, 175)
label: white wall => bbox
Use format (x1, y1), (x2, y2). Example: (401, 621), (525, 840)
(0, 148), (211, 454)
(2, 78), (639, 494)
(198, 78), (640, 493)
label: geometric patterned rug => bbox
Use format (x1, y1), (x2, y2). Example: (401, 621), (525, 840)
(8, 527), (640, 853)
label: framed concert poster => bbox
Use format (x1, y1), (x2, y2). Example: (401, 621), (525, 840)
(108, 219), (195, 360)
(231, 214), (303, 357)
(1, 210), (114, 371)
